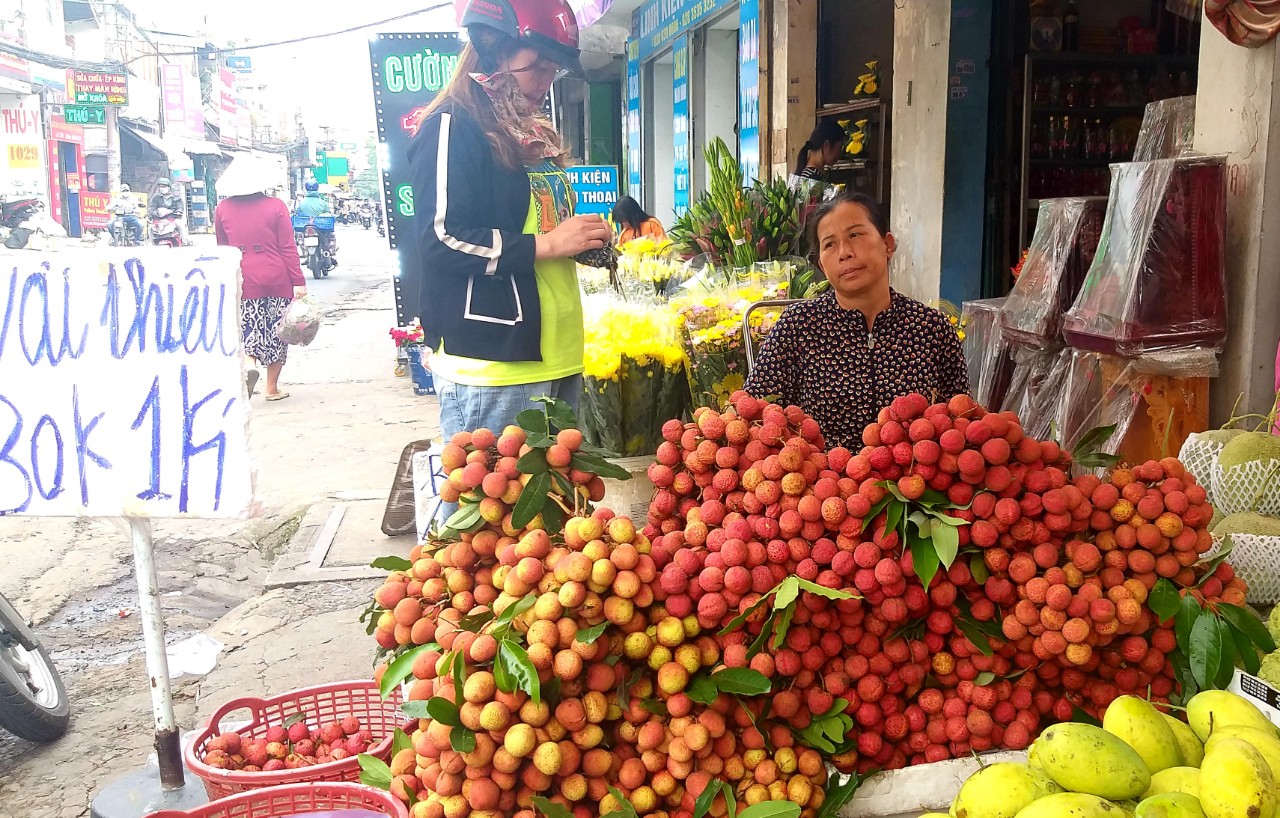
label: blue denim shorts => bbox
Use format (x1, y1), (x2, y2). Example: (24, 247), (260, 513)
(433, 374), (584, 441)
(431, 374), (583, 527)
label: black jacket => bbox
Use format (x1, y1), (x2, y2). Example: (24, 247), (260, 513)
(407, 103), (542, 362)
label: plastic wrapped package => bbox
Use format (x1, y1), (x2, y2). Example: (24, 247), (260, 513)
(1000, 197), (1106, 348)
(275, 297), (321, 346)
(1054, 347), (1215, 463)
(1003, 345), (1073, 441)
(1063, 156), (1227, 356)
(1133, 96), (1197, 162)
(961, 298), (1016, 412)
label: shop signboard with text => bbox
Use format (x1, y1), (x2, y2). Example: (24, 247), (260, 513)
(368, 32), (463, 327)
(0, 34), (32, 94)
(567, 166), (619, 217)
(633, 0), (735, 62)
(1, 95), (45, 198)
(81, 191), (111, 230)
(160, 64), (202, 141)
(70, 70), (128, 106)
(672, 35), (690, 216)
(738, 0), (760, 182)
(63, 105), (106, 126)
(219, 68), (238, 146)
(626, 39), (642, 201)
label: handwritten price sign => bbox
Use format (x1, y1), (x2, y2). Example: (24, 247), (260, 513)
(0, 249), (255, 518)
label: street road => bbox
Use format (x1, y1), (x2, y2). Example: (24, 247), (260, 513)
(0, 223), (440, 817)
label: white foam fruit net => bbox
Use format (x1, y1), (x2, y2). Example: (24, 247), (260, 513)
(1210, 534), (1280, 604)
(1178, 432), (1226, 509)
(1212, 458), (1280, 518)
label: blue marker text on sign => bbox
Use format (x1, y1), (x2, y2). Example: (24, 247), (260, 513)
(672, 36), (691, 217)
(0, 248), (254, 518)
(626, 41), (643, 201)
(738, 0), (761, 183)
(567, 166), (620, 217)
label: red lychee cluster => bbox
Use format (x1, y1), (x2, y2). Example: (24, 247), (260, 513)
(201, 717), (375, 772)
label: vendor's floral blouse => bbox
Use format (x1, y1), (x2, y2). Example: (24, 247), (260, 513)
(744, 289), (970, 449)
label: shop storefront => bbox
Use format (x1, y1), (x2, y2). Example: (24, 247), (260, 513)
(46, 120), (86, 237)
(625, 0), (761, 222)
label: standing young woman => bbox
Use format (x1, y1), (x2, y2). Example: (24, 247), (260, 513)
(745, 192), (969, 448)
(408, 0), (611, 439)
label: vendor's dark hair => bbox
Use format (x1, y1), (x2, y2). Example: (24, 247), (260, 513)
(612, 196), (651, 233)
(794, 120), (847, 176)
(808, 191), (890, 251)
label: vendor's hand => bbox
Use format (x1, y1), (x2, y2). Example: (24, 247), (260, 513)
(537, 215), (612, 259)
(293, 286), (308, 298)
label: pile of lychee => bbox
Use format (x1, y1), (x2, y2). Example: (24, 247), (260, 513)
(201, 717), (376, 772)
(362, 391), (1249, 815)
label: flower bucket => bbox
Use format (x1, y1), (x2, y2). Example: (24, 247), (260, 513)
(406, 347), (434, 396)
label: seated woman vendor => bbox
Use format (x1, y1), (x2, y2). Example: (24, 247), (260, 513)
(744, 191), (969, 449)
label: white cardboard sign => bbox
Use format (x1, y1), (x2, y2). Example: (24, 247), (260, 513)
(0, 248), (255, 518)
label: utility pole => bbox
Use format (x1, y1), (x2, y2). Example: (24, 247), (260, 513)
(98, 0), (122, 191)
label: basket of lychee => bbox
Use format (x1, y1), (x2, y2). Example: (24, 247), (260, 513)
(184, 680), (407, 799)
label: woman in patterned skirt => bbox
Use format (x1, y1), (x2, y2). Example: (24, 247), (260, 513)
(745, 191), (969, 449)
(214, 156), (307, 402)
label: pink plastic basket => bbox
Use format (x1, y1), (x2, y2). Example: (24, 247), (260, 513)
(146, 781), (409, 818)
(185, 680), (405, 800)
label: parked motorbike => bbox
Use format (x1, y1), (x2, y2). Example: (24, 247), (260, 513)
(149, 207), (183, 248)
(109, 214), (139, 247)
(0, 196), (40, 230)
(0, 592), (70, 742)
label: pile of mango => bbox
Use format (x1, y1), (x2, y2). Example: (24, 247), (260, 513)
(928, 689), (1279, 818)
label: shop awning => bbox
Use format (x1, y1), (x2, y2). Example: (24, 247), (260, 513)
(121, 124), (176, 160)
(183, 140), (225, 157)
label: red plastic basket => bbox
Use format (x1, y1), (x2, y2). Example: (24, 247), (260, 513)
(146, 781), (410, 818)
(185, 680), (405, 800)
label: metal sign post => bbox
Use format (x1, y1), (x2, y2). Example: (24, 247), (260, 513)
(129, 518), (184, 789)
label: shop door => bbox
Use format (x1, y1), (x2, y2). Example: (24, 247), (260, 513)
(692, 24), (741, 196)
(59, 141), (83, 237)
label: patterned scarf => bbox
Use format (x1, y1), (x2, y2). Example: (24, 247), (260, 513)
(471, 71), (563, 162)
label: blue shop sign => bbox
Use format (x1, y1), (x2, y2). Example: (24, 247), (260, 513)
(568, 165), (620, 217)
(633, 0), (736, 62)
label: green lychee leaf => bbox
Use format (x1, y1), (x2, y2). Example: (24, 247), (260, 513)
(379, 643), (435, 700)
(710, 668), (771, 696)
(423, 697), (460, 726)
(719, 592), (774, 636)
(370, 556), (413, 572)
(571, 452), (631, 481)
(640, 698), (669, 716)
(1148, 578), (1182, 623)
(908, 527), (941, 592)
(532, 396), (578, 433)
(1196, 537), (1235, 586)
(450, 726), (476, 753)
(773, 576), (800, 611)
(532, 796), (574, 818)
(1214, 627), (1239, 689)
(770, 605), (794, 651)
(974, 671), (996, 687)
(498, 640), (541, 706)
(930, 519), (959, 569)
(496, 592), (538, 627)
(494, 654), (516, 694)
(444, 501), (483, 533)
(517, 447), (550, 473)
(816, 773), (862, 818)
(687, 675), (718, 705)
(692, 777), (722, 818)
(357, 753), (393, 789)
(1230, 621), (1262, 676)
(604, 786), (640, 818)
(1190, 611), (1225, 688)
(575, 622), (609, 645)
(793, 578), (857, 601)
(282, 711), (307, 728)
(458, 608), (497, 633)
(1219, 603), (1278, 653)
(392, 727), (413, 755)
(511, 471), (552, 530)
(1176, 593), (1202, 653)
(401, 701), (430, 719)
(516, 408), (550, 438)
(956, 617), (995, 657)
(970, 553), (990, 585)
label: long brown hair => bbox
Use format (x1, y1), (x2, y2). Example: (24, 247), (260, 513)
(416, 41), (555, 171)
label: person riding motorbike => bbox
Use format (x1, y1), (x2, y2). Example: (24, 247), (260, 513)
(294, 180), (337, 267)
(108, 184), (144, 244)
(148, 178), (186, 245)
